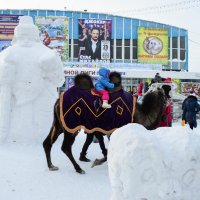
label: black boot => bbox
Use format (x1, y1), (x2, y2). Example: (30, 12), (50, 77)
(79, 153), (91, 162)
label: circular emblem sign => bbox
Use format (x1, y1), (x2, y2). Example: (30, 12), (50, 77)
(143, 37), (163, 55)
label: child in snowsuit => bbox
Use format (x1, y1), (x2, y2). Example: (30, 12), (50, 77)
(95, 67), (114, 108)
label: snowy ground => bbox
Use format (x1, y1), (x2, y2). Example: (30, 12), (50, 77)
(0, 120), (199, 200)
(0, 131), (111, 200)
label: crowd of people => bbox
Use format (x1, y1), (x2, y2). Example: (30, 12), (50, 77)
(134, 72), (200, 130)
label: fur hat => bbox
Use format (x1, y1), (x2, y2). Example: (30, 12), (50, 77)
(162, 84), (171, 92)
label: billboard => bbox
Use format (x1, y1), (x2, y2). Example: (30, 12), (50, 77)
(181, 82), (200, 97)
(35, 16), (69, 62)
(78, 19), (112, 63)
(0, 14), (21, 52)
(138, 27), (168, 65)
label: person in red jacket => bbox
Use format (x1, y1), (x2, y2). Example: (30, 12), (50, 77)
(157, 84), (173, 127)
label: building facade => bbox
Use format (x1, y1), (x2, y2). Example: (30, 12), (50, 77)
(0, 9), (188, 71)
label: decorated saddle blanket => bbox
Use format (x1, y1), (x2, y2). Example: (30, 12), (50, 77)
(60, 86), (135, 134)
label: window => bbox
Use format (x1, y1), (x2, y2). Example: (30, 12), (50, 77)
(180, 36), (185, 49)
(133, 39), (137, 46)
(180, 49), (185, 61)
(168, 37), (170, 48)
(124, 39), (130, 46)
(172, 37), (178, 48)
(172, 49), (178, 59)
(68, 39), (71, 59)
(132, 39), (137, 60)
(116, 39), (122, 59)
(125, 47), (130, 59)
(69, 44), (71, 58)
(180, 36), (186, 61)
(116, 39), (122, 46)
(73, 39), (78, 58)
(116, 47), (122, 59)
(133, 47), (137, 59)
(124, 39), (130, 60)
(110, 39), (114, 60)
(73, 45), (78, 58)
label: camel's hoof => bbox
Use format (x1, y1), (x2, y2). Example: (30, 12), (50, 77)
(76, 169), (86, 174)
(91, 157), (107, 168)
(49, 165), (59, 171)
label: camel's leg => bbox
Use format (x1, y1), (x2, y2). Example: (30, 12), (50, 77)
(91, 133), (108, 168)
(95, 132), (107, 157)
(79, 134), (94, 162)
(43, 124), (63, 171)
(61, 133), (85, 174)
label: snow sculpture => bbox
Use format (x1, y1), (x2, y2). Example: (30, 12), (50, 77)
(108, 124), (200, 200)
(0, 16), (64, 143)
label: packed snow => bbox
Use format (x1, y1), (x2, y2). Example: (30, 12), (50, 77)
(0, 122), (200, 200)
(0, 15), (200, 200)
(0, 16), (64, 143)
(108, 123), (200, 200)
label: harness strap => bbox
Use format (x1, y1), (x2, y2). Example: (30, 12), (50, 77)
(131, 96), (137, 122)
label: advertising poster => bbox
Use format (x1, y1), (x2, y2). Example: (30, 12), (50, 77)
(138, 27), (168, 65)
(35, 16), (69, 62)
(78, 18), (112, 63)
(181, 82), (200, 97)
(0, 14), (21, 52)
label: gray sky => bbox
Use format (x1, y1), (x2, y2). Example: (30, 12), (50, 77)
(1, 0), (200, 72)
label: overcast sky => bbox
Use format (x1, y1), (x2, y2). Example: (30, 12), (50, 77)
(1, 0), (200, 72)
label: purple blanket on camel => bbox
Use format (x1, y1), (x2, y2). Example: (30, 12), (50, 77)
(60, 86), (135, 134)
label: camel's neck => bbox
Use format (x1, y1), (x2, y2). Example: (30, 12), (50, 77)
(108, 86), (122, 93)
(134, 103), (159, 130)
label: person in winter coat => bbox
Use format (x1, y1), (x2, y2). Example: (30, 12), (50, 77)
(182, 92), (200, 130)
(157, 84), (173, 127)
(95, 67), (115, 108)
(153, 72), (165, 83)
(143, 82), (149, 93)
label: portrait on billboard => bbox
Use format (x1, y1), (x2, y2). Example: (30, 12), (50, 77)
(78, 19), (112, 63)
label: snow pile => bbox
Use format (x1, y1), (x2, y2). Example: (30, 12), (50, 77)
(108, 123), (200, 200)
(0, 16), (64, 143)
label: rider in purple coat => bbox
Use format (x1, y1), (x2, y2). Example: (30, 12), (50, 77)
(95, 67), (115, 108)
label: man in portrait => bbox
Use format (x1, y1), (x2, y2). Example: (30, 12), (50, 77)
(84, 27), (101, 61)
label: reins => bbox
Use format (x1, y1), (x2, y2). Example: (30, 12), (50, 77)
(132, 95), (137, 122)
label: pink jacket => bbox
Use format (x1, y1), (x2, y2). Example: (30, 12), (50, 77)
(137, 82), (143, 96)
